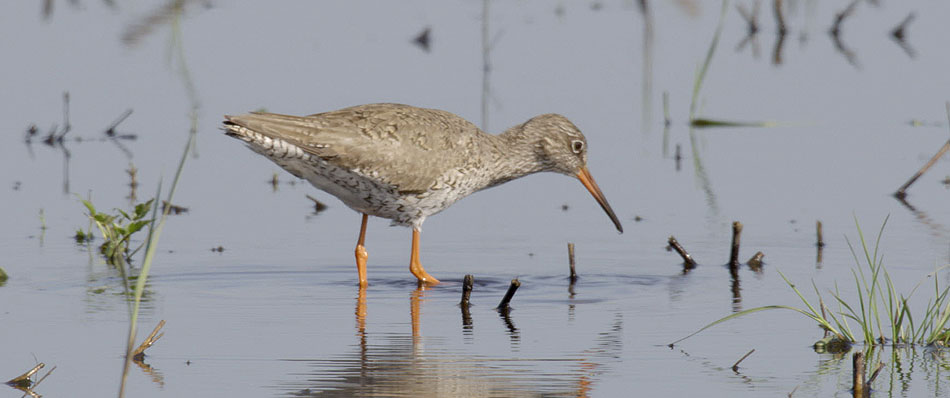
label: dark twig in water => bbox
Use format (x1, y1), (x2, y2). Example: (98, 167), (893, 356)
(731, 348), (755, 372)
(567, 242), (577, 283)
(496, 278), (521, 310)
(746, 251), (764, 271)
(736, 1), (759, 35)
(816, 220), (825, 247)
(772, 0), (785, 35)
(106, 109), (134, 137)
(412, 26), (431, 52)
(306, 194), (328, 213)
(460, 274), (474, 306)
(132, 320), (166, 361)
(161, 201), (189, 215)
(852, 351), (879, 397)
(895, 103), (950, 198)
(830, 0), (859, 38)
(6, 363), (44, 387)
(667, 236), (697, 270)
(891, 12), (915, 42)
(729, 221), (743, 269)
(127, 163), (139, 202)
(867, 361), (885, 385)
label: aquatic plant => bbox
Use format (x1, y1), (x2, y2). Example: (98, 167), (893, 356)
(80, 198), (154, 265)
(672, 217), (950, 349)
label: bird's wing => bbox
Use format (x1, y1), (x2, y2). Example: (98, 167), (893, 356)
(225, 104), (485, 194)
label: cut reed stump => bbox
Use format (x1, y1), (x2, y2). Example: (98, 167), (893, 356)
(729, 221), (743, 268)
(567, 243), (577, 283)
(816, 220), (825, 247)
(460, 274), (474, 306)
(852, 352), (883, 397)
(667, 236), (697, 270)
(460, 274), (474, 328)
(496, 278), (521, 311)
(747, 251), (764, 271)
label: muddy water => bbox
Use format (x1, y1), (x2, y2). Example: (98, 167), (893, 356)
(2, 1), (950, 397)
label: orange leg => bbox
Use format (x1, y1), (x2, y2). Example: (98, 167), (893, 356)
(409, 228), (440, 285)
(354, 213), (369, 286)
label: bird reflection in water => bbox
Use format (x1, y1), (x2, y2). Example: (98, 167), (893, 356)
(286, 285), (614, 396)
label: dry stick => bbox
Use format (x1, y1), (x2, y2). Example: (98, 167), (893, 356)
(772, 0), (786, 35)
(6, 363), (44, 387)
(831, 0), (859, 38)
(497, 278), (521, 310)
(729, 221), (743, 268)
(747, 251), (764, 270)
(895, 103), (950, 198)
(853, 352), (867, 397)
(816, 220), (825, 247)
(668, 236), (697, 270)
(132, 320), (166, 361)
(460, 274), (474, 306)
(891, 12), (915, 41)
(731, 349), (755, 372)
(867, 361), (885, 385)
(567, 243), (577, 283)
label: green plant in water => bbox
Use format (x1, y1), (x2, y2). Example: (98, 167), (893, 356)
(80, 198), (154, 265)
(671, 216), (950, 349)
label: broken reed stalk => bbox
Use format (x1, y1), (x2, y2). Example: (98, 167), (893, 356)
(6, 363), (44, 387)
(852, 351), (882, 396)
(729, 221), (743, 268)
(772, 0), (786, 35)
(867, 361), (885, 385)
(891, 12), (915, 41)
(460, 274), (474, 306)
(895, 139), (950, 198)
(831, 0), (859, 38)
(132, 320), (166, 361)
(668, 236), (697, 269)
(567, 242), (577, 283)
(747, 251), (764, 270)
(731, 348), (755, 372)
(816, 220), (825, 247)
(497, 278), (521, 310)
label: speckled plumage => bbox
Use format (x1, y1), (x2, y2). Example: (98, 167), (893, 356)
(223, 103), (616, 231)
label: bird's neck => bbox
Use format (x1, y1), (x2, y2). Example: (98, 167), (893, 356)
(482, 126), (548, 189)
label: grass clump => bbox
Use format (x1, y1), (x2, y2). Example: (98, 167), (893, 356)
(671, 216), (950, 349)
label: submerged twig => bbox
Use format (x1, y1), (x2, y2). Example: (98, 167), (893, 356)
(497, 278), (521, 310)
(6, 363), (43, 387)
(894, 103), (950, 198)
(567, 242), (577, 283)
(460, 274), (474, 306)
(731, 348), (755, 372)
(729, 221), (743, 268)
(853, 352), (867, 396)
(132, 320), (166, 361)
(668, 236), (697, 270)
(772, 0), (785, 35)
(747, 251), (764, 271)
(891, 12), (914, 42)
(306, 194), (328, 213)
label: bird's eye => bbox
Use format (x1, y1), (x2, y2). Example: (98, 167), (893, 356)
(571, 140), (584, 154)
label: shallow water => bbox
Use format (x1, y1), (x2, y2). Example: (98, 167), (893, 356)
(2, 1), (950, 397)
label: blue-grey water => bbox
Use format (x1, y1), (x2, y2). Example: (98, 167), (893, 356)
(2, 1), (950, 396)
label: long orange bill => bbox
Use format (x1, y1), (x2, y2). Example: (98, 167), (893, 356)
(576, 167), (623, 233)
